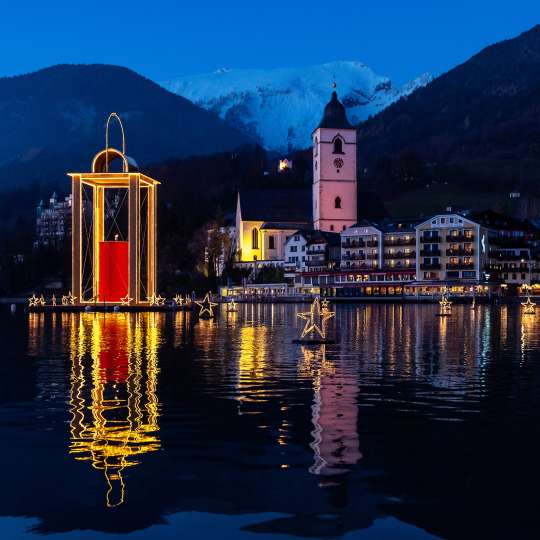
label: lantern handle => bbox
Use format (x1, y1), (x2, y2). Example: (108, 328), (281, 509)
(105, 113), (126, 172)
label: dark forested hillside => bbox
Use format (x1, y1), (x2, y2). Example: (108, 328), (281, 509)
(0, 64), (253, 188)
(358, 25), (540, 197)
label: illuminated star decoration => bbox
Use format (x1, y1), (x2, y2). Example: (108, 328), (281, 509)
(38, 294), (46, 306)
(62, 292), (77, 305)
(196, 293), (218, 318)
(51, 294), (57, 306)
(173, 294), (184, 306)
(148, 294), (165, 306)
(522, 295), (536, 315)
(226, 298), (237, 312)
(297, 297), (335, 339)
(28, 294), (39, 307)
(120, 294), (133, 306)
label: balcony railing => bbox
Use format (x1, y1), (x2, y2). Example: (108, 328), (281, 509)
(446, 248), (474, 256)
(366, 240), (379, 247)
(420, 235), (441, 243)
(446, 262), (474, 270)
(385, 251), (416, 259)
(420, 249), (441, 256)
(382, 264), (416, 270)
(384, 238), (416, 246)
(341, 253), (366, 261)
(341, 240), (365, 248)
(446, 234), (474, 242)
(306, 260), (327, 267)
(366, 253), (379, 260)
(420, 263), (441, 270)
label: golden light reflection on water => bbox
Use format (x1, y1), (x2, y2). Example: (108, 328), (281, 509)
(66, 313), (162, 507)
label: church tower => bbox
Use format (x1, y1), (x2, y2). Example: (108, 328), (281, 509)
(312, 89), (357, 232)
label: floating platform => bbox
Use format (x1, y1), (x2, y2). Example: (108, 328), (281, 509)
(27, 305), (194, 313)
(292, 338), (336, 344)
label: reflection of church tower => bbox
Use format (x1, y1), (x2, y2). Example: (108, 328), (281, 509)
(312, 89), (358, 232)
(69, 313), (161, 507)
(301, 346), (362, 476)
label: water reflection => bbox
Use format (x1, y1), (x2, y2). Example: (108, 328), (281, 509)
(48, 313), (162, 507)
(17, 305), (540, 538)
(301, 345), (362, 479)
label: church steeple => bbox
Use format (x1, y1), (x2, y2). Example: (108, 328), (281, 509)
(316, 90), (353, 130)
(312, 88), (357, 232)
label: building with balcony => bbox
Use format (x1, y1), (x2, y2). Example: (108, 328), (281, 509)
(35, 192), (72, 248)
(416, 213), (488, 282)
(340, 221), (382, 270)
(305, 231), (341, 272)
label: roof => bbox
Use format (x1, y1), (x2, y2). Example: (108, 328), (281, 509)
(261, 222), (311, 230)
(238, 189), (312, 223)
(306, 230), (341, 247)
(376, 217), (420, 233)
(469, 210), (536, 233)
(316, 91), (353, 130)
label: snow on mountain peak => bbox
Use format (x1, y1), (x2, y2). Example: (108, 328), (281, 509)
(162, 61), (432, 151)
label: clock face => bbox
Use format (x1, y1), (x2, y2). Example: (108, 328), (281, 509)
(333, 157), (344, 170)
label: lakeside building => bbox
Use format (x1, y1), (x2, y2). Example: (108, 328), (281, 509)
(35, 192), (72, 248)
(228, 89), (540, 298)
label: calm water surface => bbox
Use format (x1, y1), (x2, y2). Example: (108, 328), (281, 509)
(1, 304), (539, 539)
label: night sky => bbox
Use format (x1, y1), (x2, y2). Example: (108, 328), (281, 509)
(1, 0), (540, 83)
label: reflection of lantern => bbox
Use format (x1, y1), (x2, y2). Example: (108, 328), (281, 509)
(69, 113), (160, 305)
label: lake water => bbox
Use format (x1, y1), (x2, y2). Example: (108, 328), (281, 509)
(1, 304), (539, 539)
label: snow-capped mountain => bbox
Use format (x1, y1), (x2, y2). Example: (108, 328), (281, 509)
(162, 61), (432, 152)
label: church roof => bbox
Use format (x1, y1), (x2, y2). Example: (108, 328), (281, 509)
(239, 189), (312, 224)
(316, 91), (353, 130)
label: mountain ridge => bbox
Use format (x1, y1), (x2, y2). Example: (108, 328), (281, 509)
(163, 61), (432, 151)
(0, 63), (254, 187)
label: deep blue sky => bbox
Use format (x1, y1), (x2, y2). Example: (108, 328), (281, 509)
(1, 1), (539, 84)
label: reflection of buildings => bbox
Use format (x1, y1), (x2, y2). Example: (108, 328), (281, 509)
(68, 313), (161, 507)
(300, 345), (362, 478)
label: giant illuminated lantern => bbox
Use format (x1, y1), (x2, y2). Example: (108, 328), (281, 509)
(69, 113), (159, 306)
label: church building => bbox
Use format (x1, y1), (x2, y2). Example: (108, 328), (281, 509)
(235, 89), (357, 267)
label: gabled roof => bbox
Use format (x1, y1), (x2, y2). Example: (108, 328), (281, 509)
(316, 91), (353, 130)
(238, 189), (312, 223)
(307, 230), (341, 247)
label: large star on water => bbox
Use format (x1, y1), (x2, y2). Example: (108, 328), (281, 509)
(196, 293), (218, 318)
(297, 297), (335, 339)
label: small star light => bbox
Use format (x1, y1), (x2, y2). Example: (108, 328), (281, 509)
(196, 293), (218, 318)
(148, 294), (165, 306)
(522, 296), (536, 315)
(51, 294), (57, 306)
(38, 294), (46, 306)
(226, 298), (237, 312)
(439, 295), (452, 316)
(28, 294), (39, 307)
(173, 294), (184, 306)
(297, 297), (335, 340)
(62, 292), (76, 306)
(120, 294), (133, 306)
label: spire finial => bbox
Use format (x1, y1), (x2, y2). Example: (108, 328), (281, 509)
(332, 76), (337, 90)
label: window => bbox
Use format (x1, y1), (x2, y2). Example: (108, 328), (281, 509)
(290, 245), (297, 252)
(330, 225), (334, 231)
(343, 225), (346, 231)
(268, 235), (275, 250)
(333, 137), (344, 154)
(252, 228), (259, 249)
(335, 196), (342, 209)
